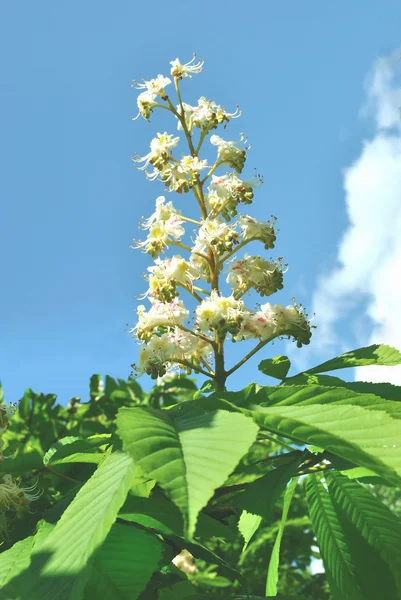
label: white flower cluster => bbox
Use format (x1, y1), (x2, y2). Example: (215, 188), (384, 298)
(0, 404), (40, 519)
(130, 57), (313, 383)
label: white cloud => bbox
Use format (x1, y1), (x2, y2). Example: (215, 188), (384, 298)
(306, 51), (401, 384)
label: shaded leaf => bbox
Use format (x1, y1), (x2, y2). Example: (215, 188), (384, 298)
(20, 452), (135, 600)
(84, 523), (164, 600)
(0, 536), (34, 589)
(306, 474), (364, 600)
(238, 452), (306, 521)
(327, 471), (401, 596)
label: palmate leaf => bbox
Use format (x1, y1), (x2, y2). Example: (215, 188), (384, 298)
(18, 451), (135, 600)
(306, 475), (365, 600)
(245, 387), (401, 485)
(306, 343), (401, 375)
(327, 471), (401, 596)
(197, 388), (401, 485)
(265, 477), (298, 596)
(116, 404), (258, 537)
(84, 523), (164, 600)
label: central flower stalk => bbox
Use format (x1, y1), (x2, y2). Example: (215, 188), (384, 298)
(130, 56), (313, 390)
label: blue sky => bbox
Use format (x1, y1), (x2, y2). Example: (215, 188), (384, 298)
(1, 1), (401, 403)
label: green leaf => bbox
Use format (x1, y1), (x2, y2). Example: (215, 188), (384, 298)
(43, 435), (110, 466)
(258, 356), (291, 380)
(306, 344), (401, 375)
(238, 452), (306, 521)
(327, 471), (401, 596)
(119, 493), (184, 536)
(258, 384), (401, 416)
(84, 523), (164, 600)
(306, 474), (364, 600)
(21, 451), (135, 600)
(238, 511), (262, 549)
(285, 373), (401, 403)
(0, 446), (43, 475)
(250, 391), (401, 485)
(265, 477), (298, 596)
(0, 536), (34, 589)
(116, 404), (258, 537)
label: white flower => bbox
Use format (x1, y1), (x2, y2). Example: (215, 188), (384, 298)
(135, 298), (189, 339)
(227, 254), (284, 297)
(179, 155), (208, 175)
(239, 215), (277, 249)
(170, 55), (204, 79)
(160, 164), (191, 193)
(0, 474), (40, 515)
(137, 333), (176, 378)
(210, 134), (247, 173)
(134, 210), (185, 257)
(273, 303), (312, 347)
(132, 91), (158, 121)
(233, 309), (272, 341)
(177, 97), (241, 132)
(195, 290), (244, 332)
(147, 256), (200, 301)
(133, 132), (180, 172)
(136, 328), (213, 379)
(134, 74), (171, 98)
(141, 196), (181, 230)
(194, 218), (239, 256)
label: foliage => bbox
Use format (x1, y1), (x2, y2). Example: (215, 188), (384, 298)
(1, 343), (401, 598)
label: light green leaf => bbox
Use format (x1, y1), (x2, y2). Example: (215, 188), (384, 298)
(327, 471), (401, 596)
(258, 356), (291, 380)
(84, 523), (164, 600)
(0, 536), (34, 589)
(116, 404), (258, 537)
(306, 474), (364, 600)
(238, 511), (262, 550)
(306, 344), (401, 375)
(21, 451), (135, 600)
(284, 374), (401, 402)
(265, 477), (298, 596)
(43, 435), (110, 466)
(258, 384), (401, 417)
(251, 396), (401, 485)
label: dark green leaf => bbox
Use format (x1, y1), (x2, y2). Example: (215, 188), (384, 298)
(306, 474), (364, 600)
(84, 523), (164, 600)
